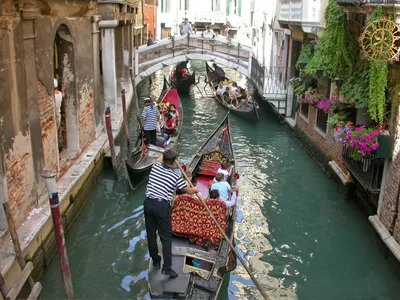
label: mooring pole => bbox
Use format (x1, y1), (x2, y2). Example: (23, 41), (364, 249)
(105, 106), (117, 170)
(120, 78), (130, 147)
(42, 170), (74, 299)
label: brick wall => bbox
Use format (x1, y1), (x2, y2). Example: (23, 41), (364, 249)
(379, 111), (400, 243)
(297, 105), (347, 172)
(78, 83), (95, 151)
(37, 79), (58, 171)
(4, 133), (36, 228)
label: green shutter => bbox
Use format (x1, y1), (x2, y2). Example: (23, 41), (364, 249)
(226, 0), (230, 15)
(238, 0), (242, 16)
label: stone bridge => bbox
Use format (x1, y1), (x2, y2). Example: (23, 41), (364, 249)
(133, 33), (253, 85)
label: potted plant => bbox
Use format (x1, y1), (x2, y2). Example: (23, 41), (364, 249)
(299, 89), (324, 106)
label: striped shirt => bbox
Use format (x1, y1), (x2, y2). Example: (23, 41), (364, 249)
(142, 106), (160, 131)
(145, 162), (187, 203)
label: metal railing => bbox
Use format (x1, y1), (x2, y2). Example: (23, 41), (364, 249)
(180, 10), (226, 24)
(250, 56), (291, 115)
(336, 0), (395, 5)
(342, 146), (385, 193)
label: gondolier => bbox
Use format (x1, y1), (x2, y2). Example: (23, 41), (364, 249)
(142, 97), (160, 145)
(144, 149), (199, 278)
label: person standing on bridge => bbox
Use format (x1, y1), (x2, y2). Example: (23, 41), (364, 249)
(180, 18), (192, 36)
(142, 97), (160, 146)
(144, 149), (199, 278)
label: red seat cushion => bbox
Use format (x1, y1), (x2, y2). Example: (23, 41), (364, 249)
(198, 162), (221, 177)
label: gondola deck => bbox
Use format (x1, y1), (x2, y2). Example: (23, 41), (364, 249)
(205, 63), (259, 121)
(125, 80), (183, 187)
(147, 114), (238, 299)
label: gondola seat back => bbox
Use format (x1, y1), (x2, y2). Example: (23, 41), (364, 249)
(198, 150), (229, 177)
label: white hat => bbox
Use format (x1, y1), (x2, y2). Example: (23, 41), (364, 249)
(54, 78), (58, 88)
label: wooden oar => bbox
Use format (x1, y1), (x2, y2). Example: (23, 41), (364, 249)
(175, 161), (270, 300)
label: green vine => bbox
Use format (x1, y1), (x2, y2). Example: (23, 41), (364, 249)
(296, 44), (314, 70)
(368, 6), (389, 124)
(340, 59), (370, 108)
(305, 0), (355, 77)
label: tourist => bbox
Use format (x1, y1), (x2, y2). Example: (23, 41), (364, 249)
(203, 26), (215, 39)
(180, 17), (192, 35)
(147, 32), (155, 46)
(169, 104), (180, 121)
(142, 97), (160, 146)
(216, 162), (231, 181)
(144, 149), (199, 278)
(216, 83), (225, 95)
(209, 189), (236, 209)
(54, 78), (66, 131)
(211, 173), (238, 201)
(164, 113), (176, 136)
(181, 68), (190, 78)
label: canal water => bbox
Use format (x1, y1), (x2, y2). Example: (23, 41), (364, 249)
(41, 62), (399, 299)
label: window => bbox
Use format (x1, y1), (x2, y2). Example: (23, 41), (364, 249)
(300, 103), (309, 119)
(316, 109), (328, 133)
(161, 0), (170, 12)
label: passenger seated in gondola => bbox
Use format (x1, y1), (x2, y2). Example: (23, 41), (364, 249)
(169, 104), (180, 122)
(210, 189), (236, 211)
(171, 69), (177, 80)
(164, 113), (176, 136)
(216, 83), (225, 95)
(213, 162), (231, 182)
(181, 68), (190, 78)
(211, 173), (239, 202)
(231, 82), (238, 93)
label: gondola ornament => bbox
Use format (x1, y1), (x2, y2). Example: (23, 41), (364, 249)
(360, 17), (400, 62)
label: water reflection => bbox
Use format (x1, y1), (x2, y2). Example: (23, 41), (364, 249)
(40, 61), (399, 300)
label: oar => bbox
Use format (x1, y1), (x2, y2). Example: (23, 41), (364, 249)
(175, 161), (270, 300)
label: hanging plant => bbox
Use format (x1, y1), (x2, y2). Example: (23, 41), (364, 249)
(299, 89), (325, 106)
(305, 0), (355, 77)
(295, 44), (314, 70)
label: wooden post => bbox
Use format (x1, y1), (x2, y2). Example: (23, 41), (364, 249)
(0, 272), (9, 299)
(120, 79), (130, 148)
(42, 170), (74, 299)
(105, 106), (117, 170)
(2, 203), (35, 289)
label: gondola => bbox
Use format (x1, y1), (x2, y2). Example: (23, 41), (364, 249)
(170, 61), (196, 94)
(205, 62), (259, 121)
(147, 113), (239, 299)
(125, 79), (183, 187)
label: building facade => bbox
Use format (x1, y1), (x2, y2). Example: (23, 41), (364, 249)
(143, 0), (158, 42)
(0, 0), (142, 235)
(156, 0), (227, 39)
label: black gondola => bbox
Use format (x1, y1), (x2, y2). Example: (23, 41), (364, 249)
(170, 61), (196, 94)
(205, 62), (259, 121)
(125, 79), (183, 187)
(147, 113), (239, 299)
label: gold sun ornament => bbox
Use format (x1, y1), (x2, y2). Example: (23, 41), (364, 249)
(360, 17), (400, 63)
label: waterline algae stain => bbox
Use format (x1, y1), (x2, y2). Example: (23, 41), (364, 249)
(41, 62), (399, 299)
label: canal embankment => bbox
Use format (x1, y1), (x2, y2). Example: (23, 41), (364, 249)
(256, 90), (400, 276)
(0, 89), (134, 297)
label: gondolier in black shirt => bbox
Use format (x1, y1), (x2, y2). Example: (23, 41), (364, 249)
(144, 149), (199, 278)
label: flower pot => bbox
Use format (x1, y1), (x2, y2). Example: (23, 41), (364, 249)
(376, 134), (394, 158)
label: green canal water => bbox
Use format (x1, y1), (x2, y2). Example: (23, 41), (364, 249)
(41, 62), (399, 299)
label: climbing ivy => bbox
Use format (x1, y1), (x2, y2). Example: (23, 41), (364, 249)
(295, 44), (314, 70)
(305, 0), (355, 77)
(367, 6), (389, 124)
(340, 59), (370, 108)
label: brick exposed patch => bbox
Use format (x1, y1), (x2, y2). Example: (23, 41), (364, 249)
(4, 132), (35, 228)
(37, 79), (58, 171)
(78, 82), (95, 150)
(297, 106), (347, 173)
(379, 110), (400, 241)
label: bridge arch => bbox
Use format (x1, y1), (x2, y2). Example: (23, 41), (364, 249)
(133, 34), (253, 85)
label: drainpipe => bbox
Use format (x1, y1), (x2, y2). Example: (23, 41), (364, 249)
(91, 15), (102, 137)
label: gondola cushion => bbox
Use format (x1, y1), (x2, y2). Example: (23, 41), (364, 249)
(172, 195), (227, 246)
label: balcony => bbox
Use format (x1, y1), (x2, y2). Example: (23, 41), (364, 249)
(279, 0), (302, 22)
(336, 0), (395, 5)
(180, 10), (226, 24)
(342, 146), (385, 193)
